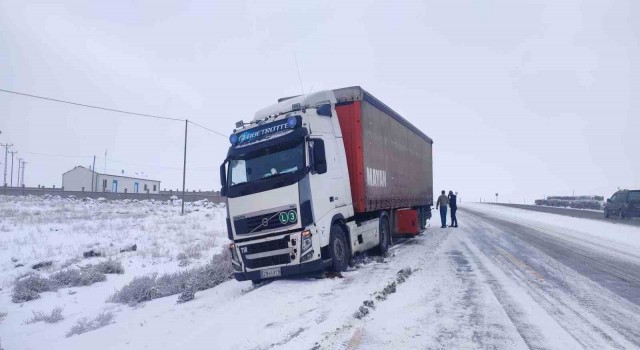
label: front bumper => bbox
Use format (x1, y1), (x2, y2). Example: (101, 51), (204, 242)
(233, 258), (323, 282)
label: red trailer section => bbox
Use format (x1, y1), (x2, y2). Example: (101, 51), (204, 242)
(334, 87), (433, 214)
(396, 209), (420, 235)
(335, 101), (366, 213)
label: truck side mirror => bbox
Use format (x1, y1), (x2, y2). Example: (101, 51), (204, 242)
(606, 198), (612, 203)
(316, 103), (332, 117)
(220, 162), (228, 196)
(311, 139), (327, 174)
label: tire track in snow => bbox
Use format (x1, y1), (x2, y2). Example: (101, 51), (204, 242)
(332, 231), (529, 350)
(312, 230), (452, 350)
(460, 239), (552, 350)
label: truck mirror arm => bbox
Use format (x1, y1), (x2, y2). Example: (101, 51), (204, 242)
(220, 162), (228, 196)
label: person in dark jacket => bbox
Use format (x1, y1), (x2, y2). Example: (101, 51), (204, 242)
(448, 191), (458, 227)
(436, 190), (449, 228)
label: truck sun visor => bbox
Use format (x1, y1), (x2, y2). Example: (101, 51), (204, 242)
(231, 115), (302, 147)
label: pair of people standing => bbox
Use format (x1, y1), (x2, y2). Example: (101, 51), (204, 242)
(435, 190), (458, 228)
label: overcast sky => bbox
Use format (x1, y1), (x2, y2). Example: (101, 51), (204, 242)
(0, 0), (637, 203)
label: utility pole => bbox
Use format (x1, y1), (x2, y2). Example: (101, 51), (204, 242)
(16, 157), (23, 186)
(91, 155), (96, 191)
(181, 119), (188, 215)
(1, 143), (12, 186)
(21, 161), (27, 187)
(9, 150), (18, 186)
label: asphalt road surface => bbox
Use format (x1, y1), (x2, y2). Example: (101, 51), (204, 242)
(490, 203), (640, 227)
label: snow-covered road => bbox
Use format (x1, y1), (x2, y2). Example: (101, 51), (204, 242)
(6, 202), (640, 349)
(330, 205), (640, 349)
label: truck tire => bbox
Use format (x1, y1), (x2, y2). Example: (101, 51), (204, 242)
(376, 213), (390, 254)
(330, 224), (349, 272)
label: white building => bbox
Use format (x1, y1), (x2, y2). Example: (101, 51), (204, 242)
(62, 166), (161, 194)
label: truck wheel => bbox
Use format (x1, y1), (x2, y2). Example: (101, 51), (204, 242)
(330, 224), (349, 272)
(251, 279), (263, 285)
(376, 214), (390, 254)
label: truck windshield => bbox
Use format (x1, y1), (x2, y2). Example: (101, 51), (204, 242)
(228, 142), (305, 187)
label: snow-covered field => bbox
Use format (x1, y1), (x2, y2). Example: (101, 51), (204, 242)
(2, 198), (640, 350)
(0, 195), (229, 350)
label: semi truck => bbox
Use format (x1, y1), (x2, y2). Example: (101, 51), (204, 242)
(220, 86), (433, 283)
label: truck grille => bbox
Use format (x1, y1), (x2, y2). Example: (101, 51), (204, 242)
(244, 235), (289, 254)
(241, 235), (291, 269)
(245, 253), (291, 269)
(234, 207), (297, 235)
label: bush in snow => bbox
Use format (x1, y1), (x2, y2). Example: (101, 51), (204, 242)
(12, 273), (54, 303)
(94, 259), (125, 274)
(66, 311), (115, 337)
(11, 261), (124, 303)
(107, 274), (162, 305)
(109, 251), (233, 305)
(49, 268), (106, 287)
(0, 311), (7, 324)
(177, 288), (195, 304)
(24, 306), (64, 324)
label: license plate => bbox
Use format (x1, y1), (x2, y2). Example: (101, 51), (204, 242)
(260, 267), (282, 279)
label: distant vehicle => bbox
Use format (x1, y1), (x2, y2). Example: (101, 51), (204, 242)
(604, 190), (640, 219)
(220, 86), (433, 283)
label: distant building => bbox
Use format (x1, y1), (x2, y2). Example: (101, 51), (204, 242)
(62, 166), (161, 194)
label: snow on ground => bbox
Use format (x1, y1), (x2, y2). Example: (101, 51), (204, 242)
(466, 202), (640, 254)
(2, 199), (640, 350)
(0, 195), (228, 350)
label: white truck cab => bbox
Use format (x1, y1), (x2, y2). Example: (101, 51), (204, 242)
(222, 91), (358, 282)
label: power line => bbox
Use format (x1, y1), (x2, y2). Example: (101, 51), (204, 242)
(1, 88), (228, 138)
(2, 88), (227, 205)
(188, 120), (227, 138)
(0, 88), (184, 122)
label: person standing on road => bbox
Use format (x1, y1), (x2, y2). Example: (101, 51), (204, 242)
(448, 190), (458, 227)
(436, 190), (449, 228)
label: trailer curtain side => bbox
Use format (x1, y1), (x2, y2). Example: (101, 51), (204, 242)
(335, 91), (433, 213)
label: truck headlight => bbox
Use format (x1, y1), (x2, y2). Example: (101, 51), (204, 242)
(301, 230), (312, 252)
(229, 245), (242, 271)
(300, 250), (314, 263)
(229, 244), (240, 263)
